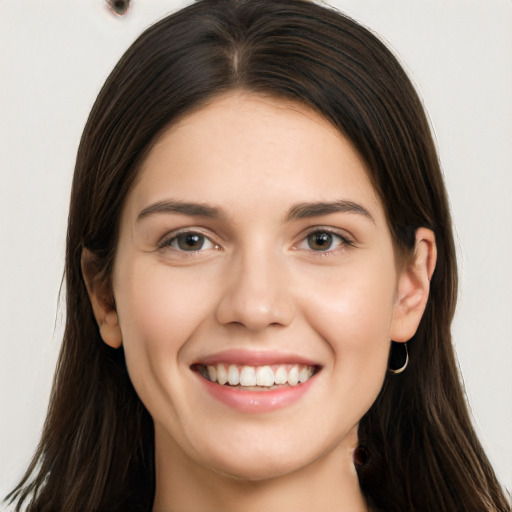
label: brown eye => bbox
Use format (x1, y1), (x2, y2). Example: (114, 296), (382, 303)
(307, 231), (335, 251)
(296, 230), (352, 253)
(176, 233), (207, 251)
(160, 231), (216, 252)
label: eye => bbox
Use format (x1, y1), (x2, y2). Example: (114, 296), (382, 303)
(160, 231), (217, 252)
(296, 229), (352, 253)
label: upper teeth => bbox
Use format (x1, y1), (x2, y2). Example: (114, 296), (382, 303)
(202, 364), (315, 387)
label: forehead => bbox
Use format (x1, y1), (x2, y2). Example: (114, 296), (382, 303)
(126, 91), (384, 225)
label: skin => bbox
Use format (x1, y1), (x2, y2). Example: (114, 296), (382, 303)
(85, 92), (436, 511)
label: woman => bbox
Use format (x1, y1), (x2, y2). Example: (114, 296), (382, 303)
(7, 0), (509, 510)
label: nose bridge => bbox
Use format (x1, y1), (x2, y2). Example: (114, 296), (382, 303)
(215, 238), (295, 330)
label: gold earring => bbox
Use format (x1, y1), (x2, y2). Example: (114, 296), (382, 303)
(388, 342), (409, 375)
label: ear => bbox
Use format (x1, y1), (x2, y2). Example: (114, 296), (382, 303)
(81, 249), (123, 349)
(389, 228), (437, 343)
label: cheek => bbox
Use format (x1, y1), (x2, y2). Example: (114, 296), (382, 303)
(117, 259), (215, 341)
(113, 259), (218, 398)
(300, 259), (396, 397)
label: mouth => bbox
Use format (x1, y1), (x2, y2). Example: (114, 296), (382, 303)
(190, 350), (322, 412)
(191, 363), (320, 390)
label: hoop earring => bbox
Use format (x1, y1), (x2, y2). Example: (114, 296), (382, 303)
(388, 342), (409, 374)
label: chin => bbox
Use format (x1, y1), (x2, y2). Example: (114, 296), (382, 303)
(206, 451), (312, 482)
(193, 428), (343, 483)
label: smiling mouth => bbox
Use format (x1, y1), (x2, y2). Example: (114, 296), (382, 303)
(192, 363), (320, 389)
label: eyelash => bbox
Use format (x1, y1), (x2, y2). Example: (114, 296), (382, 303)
(158, 229), (219, 254)
(295, 228), (354, 255)
(157, 228), (354, 256)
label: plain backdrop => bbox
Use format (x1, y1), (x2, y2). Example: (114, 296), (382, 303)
(1, 0), (511, 505)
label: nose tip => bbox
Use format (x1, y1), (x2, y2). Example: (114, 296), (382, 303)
(220, 300), (291, 331)
(214, 254), (295, 331)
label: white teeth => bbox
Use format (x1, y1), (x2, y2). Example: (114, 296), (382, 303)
(217, 364), (228, 385)
(228, 364), (240, 385)
(274, 365), (288, 385)
(256, 366), (274, 387)
(203, 363), (316, 387)
(239, 366), (257, 386)
(298, 366), (310, 383)
(287, 366), (299, 386)
(207, 365), (217, 382)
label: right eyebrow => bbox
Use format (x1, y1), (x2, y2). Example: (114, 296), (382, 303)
(136, 200), (224, 222)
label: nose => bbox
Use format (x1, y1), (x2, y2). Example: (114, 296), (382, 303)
(215, 246), (296, 331)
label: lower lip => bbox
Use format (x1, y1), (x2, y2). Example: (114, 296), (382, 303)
(195, 372), (317, 413)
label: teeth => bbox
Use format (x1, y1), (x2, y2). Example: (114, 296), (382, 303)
(287, 366), (299, 386)
(202, 363), (316, 388)
(228, 364), (240, 385)
(239, 366), (257, 386)
(256, 366), (274, 387)
(274, 365), (288, 385)
(298, 366), (310, 383)
(217, 364), (228, 385)
(207, 365), (217, 382)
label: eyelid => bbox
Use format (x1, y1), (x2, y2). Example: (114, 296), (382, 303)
(293, 227), (355, 253)
(157, 227), (220, 252)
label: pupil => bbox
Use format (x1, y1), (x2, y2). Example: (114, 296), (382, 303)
(309, 232), (332, 251)
(178, 233), (203, 251)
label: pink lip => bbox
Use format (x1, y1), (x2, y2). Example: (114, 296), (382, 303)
(194, 371), (317, 413)
(194, 349), (319, 367)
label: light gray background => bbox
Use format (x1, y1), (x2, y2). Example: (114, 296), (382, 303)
(1, 0), (511, 504)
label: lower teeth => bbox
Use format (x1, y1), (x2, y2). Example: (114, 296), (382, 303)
(224, 384), (286, 390)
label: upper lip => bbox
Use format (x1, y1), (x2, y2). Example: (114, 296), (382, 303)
(192, 349), (321, 367)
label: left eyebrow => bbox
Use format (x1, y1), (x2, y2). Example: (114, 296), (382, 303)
(285, 200), (374, 223)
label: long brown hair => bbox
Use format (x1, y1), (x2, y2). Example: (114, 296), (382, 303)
(7, 1), (509, 510)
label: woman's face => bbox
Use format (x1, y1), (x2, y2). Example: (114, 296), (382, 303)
(110, 92), (410, 480)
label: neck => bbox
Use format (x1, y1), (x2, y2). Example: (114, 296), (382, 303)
(152, 426), (367, 512)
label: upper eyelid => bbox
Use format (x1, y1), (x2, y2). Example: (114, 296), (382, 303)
(291, 229), (354, 257)
(298, 226), (355, 242)
(158, 228), (219, 248)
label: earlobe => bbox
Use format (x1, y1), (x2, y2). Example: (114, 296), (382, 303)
(98, 310), (123, 349)
(81, 249), (123, 349)
(389, 228), (437, 343)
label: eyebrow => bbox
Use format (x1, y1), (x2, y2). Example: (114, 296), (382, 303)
(137, 199), (374, 223)
(285, 200), (374, 223)
(137, 200), (223, 222)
